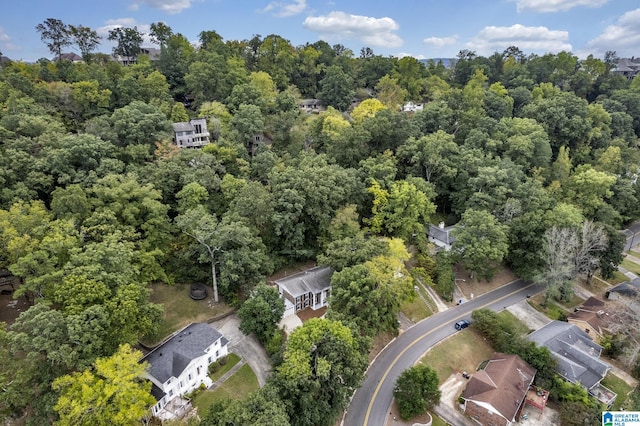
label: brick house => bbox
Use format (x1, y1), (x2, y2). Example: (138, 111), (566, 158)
(462, 353), (536, 426)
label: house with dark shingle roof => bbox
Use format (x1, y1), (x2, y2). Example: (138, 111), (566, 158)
(567, 296), (619, 343)
(613, 58), (640, 79)
(606, 277), (640, 300)
(274, 266), (333, 318)
(527, 320), (616, 406)
(462, 353), (536, 426)
(428, 222), (456, 251)
(141, 323), (228, 420)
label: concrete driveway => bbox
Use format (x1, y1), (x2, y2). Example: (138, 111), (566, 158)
(506, 300), (552, 331)
(209, 314), (272, 386)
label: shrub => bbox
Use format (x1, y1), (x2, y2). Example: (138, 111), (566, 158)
(218, 355), (228, 366)
(393, 365), (441, 420)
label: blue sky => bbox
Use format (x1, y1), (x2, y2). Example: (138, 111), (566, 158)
(2, 0), (640, 62)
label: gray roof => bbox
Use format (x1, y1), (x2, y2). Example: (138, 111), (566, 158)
(141, 323), (224, 383)
(428, 224), (456, 245)
(527, 321), (610, 389)
(607, 278), (640, 298)
(173, 122), (195, 132)
(275, 266), (333, 298)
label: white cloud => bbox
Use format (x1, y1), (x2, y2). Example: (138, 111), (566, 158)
(515, 0), (609, 13)
(396, 53), (426, 60)
(260, 0), (307, 17)
(466, 24), (572, 55)
(423, 35), (458, 48)
(303, 11), (403, 48)
(579, 8), (640, 57)
(0, 26), (18, 52)
(130, 0), (191, 14)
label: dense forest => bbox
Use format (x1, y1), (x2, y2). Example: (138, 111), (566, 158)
(1, 18), (640, 425)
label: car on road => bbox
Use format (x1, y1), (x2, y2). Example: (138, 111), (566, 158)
(454, 319), (471, 330)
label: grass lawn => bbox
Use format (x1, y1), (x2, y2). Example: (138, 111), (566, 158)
(209, 353), (241, 382)
(144, 283), (233, 345)
(431, 416), (448, 426)
(528, 298), (568, 321)
(622, 259), (640, 275)
(497, 310), (530, 336)
(401, 280), (434, 322)
(193, 364), (259, 415)
(607, 271), (631, 285)
(629, 249), (640, 258)
(601, 373), (633, 411)
(528, 293), (584, 320)
(418, 329), (495, 384)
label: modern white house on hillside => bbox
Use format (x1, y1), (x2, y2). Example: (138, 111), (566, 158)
(172, 118), (211, 148)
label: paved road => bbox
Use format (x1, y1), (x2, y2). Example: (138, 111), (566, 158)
(343, 279), (544, 426)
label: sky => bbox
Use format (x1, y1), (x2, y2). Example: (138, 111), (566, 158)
(2, 0), (640, 62)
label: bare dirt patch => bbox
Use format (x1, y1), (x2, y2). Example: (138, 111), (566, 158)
(0, 292), (30, 327)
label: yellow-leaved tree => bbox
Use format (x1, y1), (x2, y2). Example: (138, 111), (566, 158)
(53, 344), (155, 426)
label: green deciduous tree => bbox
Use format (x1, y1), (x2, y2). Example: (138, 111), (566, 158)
(238, 284), (285, 344)
(452, 209), (509, 281)
(201, 385), (290, 426)
(36, 18), (71, 60)
(52, 344), (155, 426)
(393, 365), (441, 420)
(317, 65), (355, 111)
(107, 26), (143, 60)
(328, 238), (413, 335)
(275, 318), (367, 426)
(69, 25), (101, 61)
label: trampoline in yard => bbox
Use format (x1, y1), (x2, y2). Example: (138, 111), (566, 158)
(189, 283), (208, 300)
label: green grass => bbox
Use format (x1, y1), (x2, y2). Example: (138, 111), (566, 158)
(608, 271), (631, 285)
(622, 259), (640, 275)
(629, 249), (640, 258)
(430, 415), (448, 426)
(601, 373), (633, 411)
(193, 364), (259, 415)
(401, 281), (434, 322)
(418, 329), (495, 384)
(529, 299), (568, 321)
(497, 310), (531, 335)
(143, 283), (233, 345)
(209, 353), (241, 382)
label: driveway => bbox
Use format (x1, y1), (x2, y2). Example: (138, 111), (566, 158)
(506, 300), (551, 331)
(209, 314), (272, 386)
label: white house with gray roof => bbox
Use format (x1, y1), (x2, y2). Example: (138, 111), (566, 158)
(428, 222), (456, 251)
(274, 266), (333, 318)
(141, 323), (228, 420)
(172, 118), (210, 148)
(527, 320), (616, 406)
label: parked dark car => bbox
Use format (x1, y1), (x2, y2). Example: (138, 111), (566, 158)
(454, 319), (471, 330)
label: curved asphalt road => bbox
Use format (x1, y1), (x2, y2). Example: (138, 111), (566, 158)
(343, 279), (544, 426)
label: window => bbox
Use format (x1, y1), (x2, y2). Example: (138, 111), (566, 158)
(180, 381), (183, 388)
(166, 378), (172, 385)
(216, 350), (219, 357)
(208, 356), (212, 364)
(169, 390), (174, 397)
(197, 366), (201, 376)
(188, 373), (192, 381)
